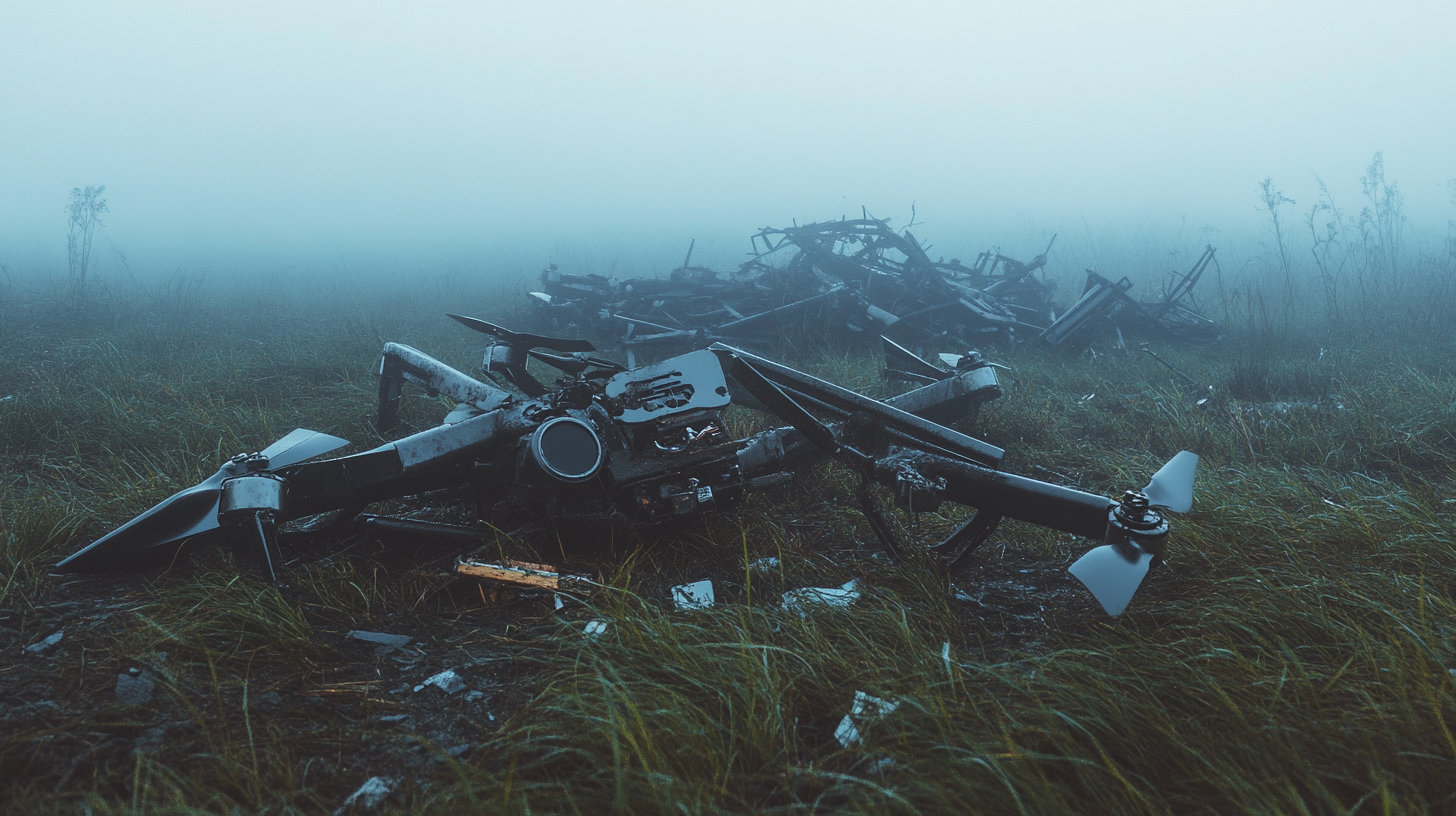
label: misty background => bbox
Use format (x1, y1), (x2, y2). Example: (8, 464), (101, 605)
(2, 1), (1453, 296)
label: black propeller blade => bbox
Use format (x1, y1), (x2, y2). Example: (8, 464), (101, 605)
(882, 336), (949, 383)
(526, 349), (626, 376)
(446, 314), (596, 353)
(56, 429), (347, 574)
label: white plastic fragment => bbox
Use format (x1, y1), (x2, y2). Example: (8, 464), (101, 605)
(781, 579), (860, 616)
(942, 641), (952, 676)
(584, 620), (609, 638)
(749, 556), (780, 572)
(833, 715), (863, 747)
(347, 630), (413, 655)
(414, 668), (466, 695)
(25, 630), (63, 654)
(672, 580), (715, 610)
(334, 776), (396, 815)
(834, 690), (900, 747)
(867, 756), (898, 775)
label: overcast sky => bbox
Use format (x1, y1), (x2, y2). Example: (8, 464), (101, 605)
(2, 1), (1453, 274)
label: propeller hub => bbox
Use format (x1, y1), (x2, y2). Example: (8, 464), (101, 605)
(229, 451), (271, 471)
(219, 474), (285, 524)
(1112, 490), (1165, 531)
(1107, 490), (1169, 559)
(955, 350), (985, 371)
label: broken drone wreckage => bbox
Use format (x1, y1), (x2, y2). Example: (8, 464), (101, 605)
(58, 314), (1199, 616)
(530, 217), (1222, 354)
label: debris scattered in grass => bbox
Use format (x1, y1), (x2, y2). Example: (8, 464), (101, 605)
(23, 629), (62, 654)
(113, 667), (155, 706)
(5, 269), (1456, 814)
(414, 669), (466, 695)
(334, 776), (395, 814)
(671, 579), (715, 610)
(346, 629), (413, 655)
(782, 578), (860, 615)
(834, 690), (900, 747)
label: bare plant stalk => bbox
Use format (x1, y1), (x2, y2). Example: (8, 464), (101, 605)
(1357, 153), (1405, 309)
(1258, 177), (1296, 333)
(1306, 176), (1347, 328)
(1447, 178), (1456, 263)
(66, 185), (108, 303)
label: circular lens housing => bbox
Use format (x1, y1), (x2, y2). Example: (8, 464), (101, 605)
(529, 417), (604, 482)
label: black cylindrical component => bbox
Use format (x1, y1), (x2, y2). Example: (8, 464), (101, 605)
(529, 416), (605, 482)
(875, 451), (1112, 540)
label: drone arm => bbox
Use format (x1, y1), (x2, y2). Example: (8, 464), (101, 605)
(378, 343), (512, 432)
(875, 450), (1113, 541)
(718, 354), (846, 458)
(280, 407), (535, 517)
(712, 344), (1004, 467)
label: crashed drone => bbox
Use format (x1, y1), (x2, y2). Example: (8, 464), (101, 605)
(59, 315), (1198, 615)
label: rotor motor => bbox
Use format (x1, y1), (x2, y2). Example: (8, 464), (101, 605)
(525, 416), (606, 483)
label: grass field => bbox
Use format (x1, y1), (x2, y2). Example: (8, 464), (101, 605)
(2, 263), (1454, 815)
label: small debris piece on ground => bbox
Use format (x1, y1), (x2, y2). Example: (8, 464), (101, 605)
(25, 630), (63, 654)
(950, 585), (977, 604)
(456, 558), (563, 589)
(347, 630), (413, 656)
(114, 668), (155, 707)
(750, 556), (780, 571)
(834, 690), (901, 747)
(672, 580), (715, 610)
(334, 776), (396, 815)
(782, 579), (860, 616)
(414, 668), (466, 695)
(584, 620), (609, 637)
(867, 756), (897, 775)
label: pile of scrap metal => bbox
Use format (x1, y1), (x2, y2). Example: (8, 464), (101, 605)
(528, 218), (1221, 357)
(528, 218), (1056, 354)
(739, 219), (1060, 346)
(1040, 245), (1224, 348)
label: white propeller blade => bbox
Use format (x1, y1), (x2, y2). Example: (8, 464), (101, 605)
(259, 429), (350, 469)
(1068, 545), (1154, 616)
(1142, 451), (1198, 513)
